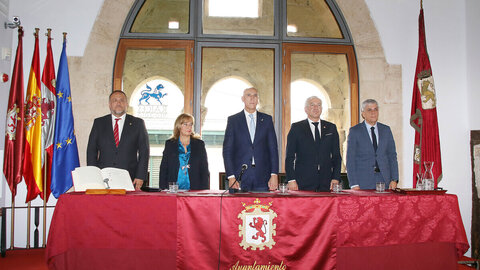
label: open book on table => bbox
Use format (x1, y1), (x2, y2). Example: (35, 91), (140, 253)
(72, 166), (135, 192)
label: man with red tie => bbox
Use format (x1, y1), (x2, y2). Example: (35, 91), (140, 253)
(87, 90), (149, 190)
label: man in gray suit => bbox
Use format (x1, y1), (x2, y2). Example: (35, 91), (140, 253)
(346, 99), (398, 190)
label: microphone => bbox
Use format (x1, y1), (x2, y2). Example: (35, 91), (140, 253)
(241, 164), (248, 172)
(229, 164), (248, 194)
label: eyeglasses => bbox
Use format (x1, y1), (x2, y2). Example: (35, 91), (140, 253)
(182, 122), (193, 127)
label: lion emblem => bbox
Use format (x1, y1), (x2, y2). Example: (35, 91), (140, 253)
(249, 217), (267, 243)
(238, 199), (277, 250)
(25, 95), (41, 131)
(417, 71), (436, 110)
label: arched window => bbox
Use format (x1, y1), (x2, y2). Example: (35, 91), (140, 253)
(114, 0), (358, 189)
(202, 77), (253, 189)
(129, 78), (185, 185)
(290, 79), (331, 123)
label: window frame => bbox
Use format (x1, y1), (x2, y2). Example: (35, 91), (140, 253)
(113, 39), (195, 113)
(281, 43), (359, 169)
(115, 0), (360, 183)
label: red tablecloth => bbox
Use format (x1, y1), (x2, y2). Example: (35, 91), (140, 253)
(46, 190), (469, 269)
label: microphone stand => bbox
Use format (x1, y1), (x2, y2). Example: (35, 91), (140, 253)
(218, 164), (247, 269)
(229, 164), (247, 194)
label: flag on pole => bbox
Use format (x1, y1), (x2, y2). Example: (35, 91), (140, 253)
(51, 34), (80, 198)
(3, 27), (25, 198)
(41, 29), (56, 201)
(410, 7), (442, 188)
(23, 29), (43, 202)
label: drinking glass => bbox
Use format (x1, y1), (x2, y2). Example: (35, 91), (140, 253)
(376, 182), (385, 193)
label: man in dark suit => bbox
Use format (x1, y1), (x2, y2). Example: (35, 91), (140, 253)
(346, 99), (399, 190)
(87, 90), (149, 190)
(285, 96), (341, 191)
(223, 87), (279, 191)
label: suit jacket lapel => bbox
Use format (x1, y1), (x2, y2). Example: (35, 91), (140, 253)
(118, 114), (132, 148)
(254, 112), (263, 144)
(361, 121), (375, 153)
(238, 111), (252, 145)
(301, 119), (315, 144)
(104, 115), (117, 147)
(376, 124), (386, 152)
(320, 120), (327, 141)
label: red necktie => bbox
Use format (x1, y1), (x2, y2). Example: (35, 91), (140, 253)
(114, 118), (120, 147)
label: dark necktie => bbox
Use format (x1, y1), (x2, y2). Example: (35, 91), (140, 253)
(371, 126), (377, 151)
(371, 126), (379, 170)
(114, 118), (120, 147)
(313, 122), (321, 147)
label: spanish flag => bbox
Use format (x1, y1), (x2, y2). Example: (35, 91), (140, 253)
(23, 29), (43, 202)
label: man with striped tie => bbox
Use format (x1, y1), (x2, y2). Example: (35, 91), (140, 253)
(87, 90), (149, 190)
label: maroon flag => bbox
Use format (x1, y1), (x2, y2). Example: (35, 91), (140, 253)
(410, 8), (442, 188)
(3, 27), (25, 197)
(41, 29), (56, 201)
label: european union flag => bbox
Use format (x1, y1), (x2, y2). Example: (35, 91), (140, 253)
(51, 37), (80, 198)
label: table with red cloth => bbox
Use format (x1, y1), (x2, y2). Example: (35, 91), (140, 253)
(45, 190), (469, 270)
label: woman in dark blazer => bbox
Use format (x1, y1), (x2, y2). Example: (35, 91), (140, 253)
(159, 113), (210, 190)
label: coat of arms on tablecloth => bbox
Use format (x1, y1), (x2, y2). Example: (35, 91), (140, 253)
(238, 198), (277, 250)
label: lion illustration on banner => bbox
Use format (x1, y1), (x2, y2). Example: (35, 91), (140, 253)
(417, 70), (436, 110)
(138, 84), (168, 105)
(249, 217), (267, 243)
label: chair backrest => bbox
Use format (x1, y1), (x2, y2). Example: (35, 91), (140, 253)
(340, 173), (350, 189)
(219, 172), (287, 190)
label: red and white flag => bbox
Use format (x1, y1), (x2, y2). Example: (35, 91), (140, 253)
(41, 30), (56, 201)
(3, 27), (25, 197)
(410, 7), (442, 188)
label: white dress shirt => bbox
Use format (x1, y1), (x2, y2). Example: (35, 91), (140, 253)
(307, 118), (321, 140)
(111, 113), (126, 141)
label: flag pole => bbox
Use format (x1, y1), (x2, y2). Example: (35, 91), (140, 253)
(42, 28), (53, 248)
(7, 25), (24, 251)
(10, 198), (15, 250)
(26, 27), (40, 249)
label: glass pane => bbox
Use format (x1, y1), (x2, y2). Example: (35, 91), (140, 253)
(200, 47), (275, 189)
(203, 0), (274, 36)
(122, 48), (186, 187)
(286, 0), (343, 38)
(290, 52), (350, 171)
(131, 0), (190, 34)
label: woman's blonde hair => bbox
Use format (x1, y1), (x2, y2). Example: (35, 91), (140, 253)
(171, 113), (201, 140)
